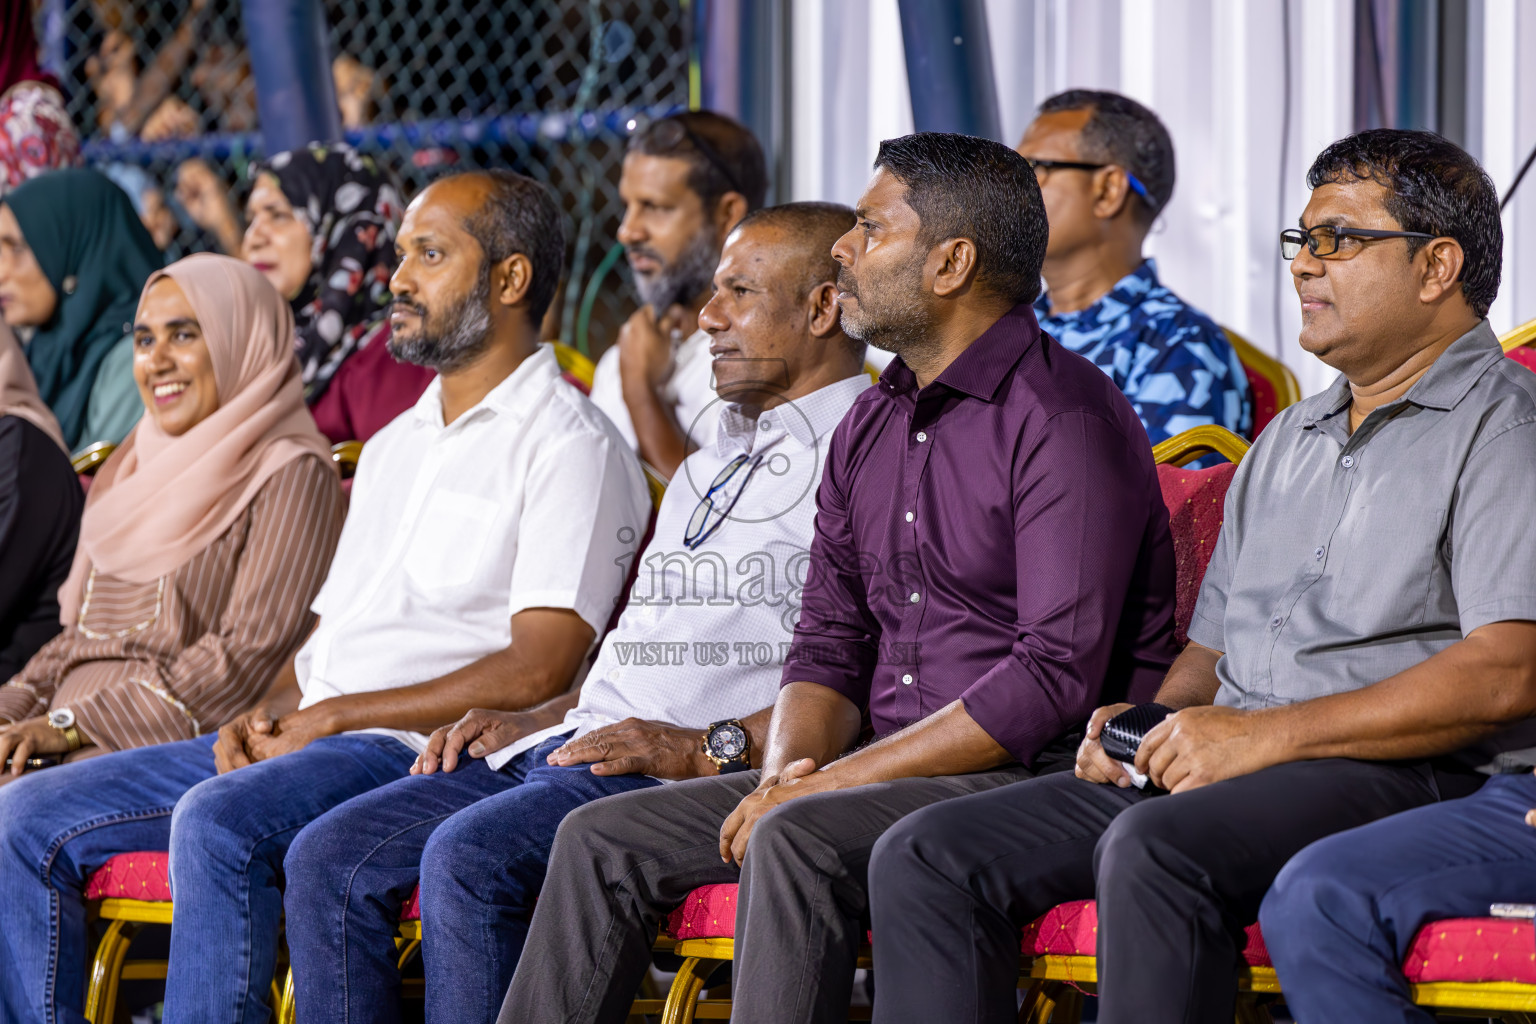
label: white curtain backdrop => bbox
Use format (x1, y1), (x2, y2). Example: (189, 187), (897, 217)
(786, 0), (1536, 397)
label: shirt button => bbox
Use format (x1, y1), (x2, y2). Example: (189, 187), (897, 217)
(760, 416), (772, 429)
(915, 431), (928, 443)
(909, 592), (921, 604)
(905, 511), (915, 523)
(901, 673), (914, 685)
(1314, 546), (1325, 560)
(1270, 616), (1283, 628)
(1340, 454), (1355, 469)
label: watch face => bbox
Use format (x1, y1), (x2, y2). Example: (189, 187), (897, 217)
(49, 708), (74, 730)
(708, 723), (747, 760)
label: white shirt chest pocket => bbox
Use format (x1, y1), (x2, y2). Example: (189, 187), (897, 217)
(404, 491), (503, 590)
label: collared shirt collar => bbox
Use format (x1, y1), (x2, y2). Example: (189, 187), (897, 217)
(715, 373), (873, 457)
(411, 343), (559, 431)
(878, 303), (1040, 403)
(1300, 320), (1504, 428)
(1033, 258), (1161, 326)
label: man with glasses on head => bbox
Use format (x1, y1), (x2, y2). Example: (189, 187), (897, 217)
(275, 202), (872, 1021)
(1018, 89), (1252, 443)
(863, 129), (1536, 1024)
(502, 132), (1180, 1024)
(590, 111), (769, 477)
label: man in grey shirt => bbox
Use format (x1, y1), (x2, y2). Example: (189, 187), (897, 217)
(863, 129), (1536, 1024)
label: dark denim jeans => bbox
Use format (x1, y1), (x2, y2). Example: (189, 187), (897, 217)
(1263, 771), (1526, 1023)
(0, 732), (417, 1024)
(282, 732), (660, 1023)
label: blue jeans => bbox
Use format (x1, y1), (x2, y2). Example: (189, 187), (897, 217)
(283, 733), (661, 1023)
(0, 732), (416, 1024)
(1261, 772), (1534, 1023)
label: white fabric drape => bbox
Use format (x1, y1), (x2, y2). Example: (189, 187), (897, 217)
(787, 0), (1536, 396)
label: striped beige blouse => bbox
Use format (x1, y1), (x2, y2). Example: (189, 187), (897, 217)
(0, 456), (343, 751)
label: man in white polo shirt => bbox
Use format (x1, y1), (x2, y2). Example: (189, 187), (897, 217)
(278, 202), (870, 1022)
(0, 169), (651, 1024)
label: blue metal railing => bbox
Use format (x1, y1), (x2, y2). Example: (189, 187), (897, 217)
(81, 106), (684, 167)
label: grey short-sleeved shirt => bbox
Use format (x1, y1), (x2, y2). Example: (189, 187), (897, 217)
(1188, 321), (1536, 772)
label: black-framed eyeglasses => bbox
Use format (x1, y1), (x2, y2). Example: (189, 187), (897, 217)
(648, 118), (746, 197)
(1023, 157), (1158, 212)
(683, 453), (764, 550)
(1280, 225), (1436, 260)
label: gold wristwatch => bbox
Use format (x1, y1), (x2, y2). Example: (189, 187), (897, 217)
(702, 719), (751, 774)
(48, 708), (82, 751)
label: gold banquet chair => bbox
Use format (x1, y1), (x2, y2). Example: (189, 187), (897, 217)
(1222, 327), (1300, 438)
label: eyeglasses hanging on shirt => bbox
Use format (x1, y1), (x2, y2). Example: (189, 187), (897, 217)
(684, 453), (765, 550)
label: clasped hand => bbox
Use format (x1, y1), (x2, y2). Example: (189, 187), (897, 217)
(718, 757), (826, 866)
(1075, 703), (1280, 794)
(213, 705), (329, 774)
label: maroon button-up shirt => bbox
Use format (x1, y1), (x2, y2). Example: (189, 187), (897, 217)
(782, 304), (1178, 764)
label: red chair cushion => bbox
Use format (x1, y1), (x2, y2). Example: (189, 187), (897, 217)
(1402, 917), (1536, 985)
(1245, 365), (1279, 437)
(1156, 462), (1236, 646)
(84, 851), (172, 902)
(1506, 347), (1536, 375)
(402, 885), (421, 922)
(665, 890), (1272, 968)
(666, 883), (739, 940)
(1021, 899), (1270, 967)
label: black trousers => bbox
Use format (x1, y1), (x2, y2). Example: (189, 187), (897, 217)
(866, 759), (1475, 1024)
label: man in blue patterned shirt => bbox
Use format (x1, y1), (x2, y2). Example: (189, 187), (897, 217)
(1019, 90), (1253, 443)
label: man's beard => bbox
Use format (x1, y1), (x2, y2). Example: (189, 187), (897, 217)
(836, 254), (938, 362)
(387, 265), (494, 373)
(630, 231), (719, 310)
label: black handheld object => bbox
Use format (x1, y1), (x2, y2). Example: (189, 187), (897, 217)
(1099, 703), (1176, 763)
(3, 756), (60, 770)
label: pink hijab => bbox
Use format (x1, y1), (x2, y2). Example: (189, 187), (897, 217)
(59, 254), (335, 625)
(0, 319), (65, 451)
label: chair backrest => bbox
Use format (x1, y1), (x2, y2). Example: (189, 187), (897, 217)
(71, 440), (117, 476)
(1500, 318), (1536, 375)
(1223, 327), (1301, 438)
(1153, 425), (1250, 646)
(1501, 317), (1536, 354)
(640, 460), (668, 509)
(551, 342), (596, 394)
(330, 440), (364, 480)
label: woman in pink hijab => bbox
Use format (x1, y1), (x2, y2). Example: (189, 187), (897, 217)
(0, 322), (80, 681)
(0, 254), (345, 770)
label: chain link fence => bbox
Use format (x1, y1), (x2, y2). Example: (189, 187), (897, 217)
(39, 0), (691, 355)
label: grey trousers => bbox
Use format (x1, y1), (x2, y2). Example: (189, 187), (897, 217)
(498, 763), (1036, 1024)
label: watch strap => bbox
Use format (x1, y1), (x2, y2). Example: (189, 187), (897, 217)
(56, 724), (82, 751)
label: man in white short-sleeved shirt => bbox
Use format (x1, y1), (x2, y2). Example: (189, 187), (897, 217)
(281, 202), (870, 1020)
(590, 111), (768, 478)
(292, 339), (645, 755)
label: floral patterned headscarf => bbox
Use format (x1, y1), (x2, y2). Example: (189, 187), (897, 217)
(0, 84), (81, 196)
(249, 142), (403, 399)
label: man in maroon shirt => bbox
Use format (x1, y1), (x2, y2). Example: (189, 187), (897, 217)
(498, 132), (1180, 1024)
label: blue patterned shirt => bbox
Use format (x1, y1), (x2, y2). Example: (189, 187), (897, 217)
(1034, 261), (1252, 444)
